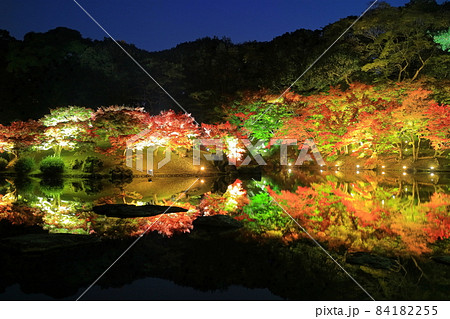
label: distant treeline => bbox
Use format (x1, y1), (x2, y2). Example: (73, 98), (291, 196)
(0, 0), (449, 123)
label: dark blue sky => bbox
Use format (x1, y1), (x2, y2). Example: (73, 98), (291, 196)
(1, 0), (446, 52)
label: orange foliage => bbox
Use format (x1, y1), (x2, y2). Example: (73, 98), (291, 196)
(266, 181), (449, 256)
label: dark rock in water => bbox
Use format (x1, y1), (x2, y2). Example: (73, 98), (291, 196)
(93, 204), (188, 218)
(0, 233), (101, 254)
(193, 215), (243, 231)
(432, 256), (450, 266)
(346, 252), (396, 270)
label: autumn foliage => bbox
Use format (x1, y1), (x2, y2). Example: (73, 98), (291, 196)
(267, 181), (450, 256)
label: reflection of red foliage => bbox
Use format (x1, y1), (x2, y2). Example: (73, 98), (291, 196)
(423, 193), (450, 242)
(198, 179), (248, 216)
(198, 192), (228, 216)
(94, 196), (116, 205)
(267, 181), (449, 256)
(0, 198), (44, 226)
(132, 201), (200, 237)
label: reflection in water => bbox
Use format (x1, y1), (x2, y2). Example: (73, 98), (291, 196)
(0, 171), (449, 256)
(0, 171), (449, 300)
(247, 170), (449, 256)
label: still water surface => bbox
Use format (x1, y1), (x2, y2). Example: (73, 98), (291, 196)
(1, 169), (449, 300)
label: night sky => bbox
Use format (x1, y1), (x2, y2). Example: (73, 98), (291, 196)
(1, 0), (447, 52)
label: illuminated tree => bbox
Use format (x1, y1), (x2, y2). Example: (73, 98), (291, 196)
(201, 122), (246, 162)
(423, 103), (450, 157)
(433, 27), (450, 52)
(41, 106), (93, 126)
(0, 120), (43, 164)
(37, 106), (95, 157)
(92, 106), (150, 138)
(223, 99), (293, 141)
(391, 88), (432, 161)
(115, 110), (200, 156)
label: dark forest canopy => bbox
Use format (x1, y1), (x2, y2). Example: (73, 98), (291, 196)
(0, 0), (449, 124)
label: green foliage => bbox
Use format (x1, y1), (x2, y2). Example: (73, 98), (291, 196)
(433, 28), (450, 52)
(39, 178), (64, 197)
(39, 156), (65, 175)
(14, 157), (35, 175)
(82, 156), (103, 173)
(243, 192), (290, 234)
(0, 158), (8, 171)
(227, 101), (293, 140)
(353, 4), (448, 82)
(14, 177), (34, 194)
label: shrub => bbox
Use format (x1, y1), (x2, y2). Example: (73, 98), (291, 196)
(40, 156), (65, 175)
(83, 156), (103, 173)
(0, 158), (8, 171)
(14, 157), (35, 175)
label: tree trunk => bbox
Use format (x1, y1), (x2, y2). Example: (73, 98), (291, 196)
(416, 137), (421, 161)
(54, 145), (62, 157)
(411, 56), (427, 82)
(411, 134), (416, 162)
(6, 151), (18, 168)
(396, 143), (403, 160)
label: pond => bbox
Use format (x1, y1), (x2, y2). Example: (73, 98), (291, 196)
(0, 168), (449, 300)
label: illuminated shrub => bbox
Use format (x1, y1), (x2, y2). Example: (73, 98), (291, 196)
(0, 158), (8, 171)
(14, 157), (35, 175)
(40, 156), (65, 175)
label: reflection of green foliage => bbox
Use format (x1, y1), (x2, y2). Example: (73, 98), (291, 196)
(14, 157), (35, 175)
(243, 193), (289, 234)
(109, 166), (133, 186)
(40, 179), (64, 197)
(40, 156), (65, 175)
(83, 179), (104, 195)
(248, 178), (280, 196)
(92, 216), (139, 239)
(14, 177), (34, 194)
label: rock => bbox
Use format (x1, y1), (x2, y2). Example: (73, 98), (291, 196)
(193, 215), (243, 231)
(93, 204), (187, 218)
(432, 256), (450, 265)
(346, 252), (396, 270)
(0, 233), (102, 254)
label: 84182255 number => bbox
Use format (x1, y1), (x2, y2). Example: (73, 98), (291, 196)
(376, 306), (438, 316)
